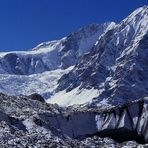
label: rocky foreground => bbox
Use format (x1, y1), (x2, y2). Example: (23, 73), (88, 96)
(0, 93), (147, 147)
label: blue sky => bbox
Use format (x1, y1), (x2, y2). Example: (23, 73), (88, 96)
(0, 0), (147, 51)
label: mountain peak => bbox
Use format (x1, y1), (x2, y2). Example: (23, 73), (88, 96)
(54, 6), (148, 106)
(135, 5), (148, 12)
(127, 5), (148, 19)
(122, 5), (148, 23)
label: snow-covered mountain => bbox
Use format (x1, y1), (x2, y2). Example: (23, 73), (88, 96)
(0, 6), (148, 107)
(51, 5), (148, 106)
(0, 22), (115, 75)
(0, 6), (148, 147)
(0, 23), (115, 99)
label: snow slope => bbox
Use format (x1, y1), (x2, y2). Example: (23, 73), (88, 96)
(47, 86), (102, 106)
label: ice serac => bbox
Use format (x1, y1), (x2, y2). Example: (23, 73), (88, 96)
(56, 6), (148, 106)
(44, 97), (148, 143)
(0, 22), (115, 75)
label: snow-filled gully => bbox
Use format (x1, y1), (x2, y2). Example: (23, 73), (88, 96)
(38, 98), (148, 144)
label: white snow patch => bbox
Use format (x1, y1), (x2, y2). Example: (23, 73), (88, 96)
(47, 87), (100, 106)
(95, 115), (104, 131)
(23, 119), (51, 136)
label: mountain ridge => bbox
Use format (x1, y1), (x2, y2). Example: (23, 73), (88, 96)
(54, 5), (148, 106)
(0, 6), (147, 107)
(0, 22), (115, 75)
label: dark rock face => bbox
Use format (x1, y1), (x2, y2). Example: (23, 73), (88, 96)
(97, 128), (145, 144)
(29, 93), (45, 103)
(1, 53), (24, 74)
(0, 110), (26, 133)
(0, 53), (50, 75)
